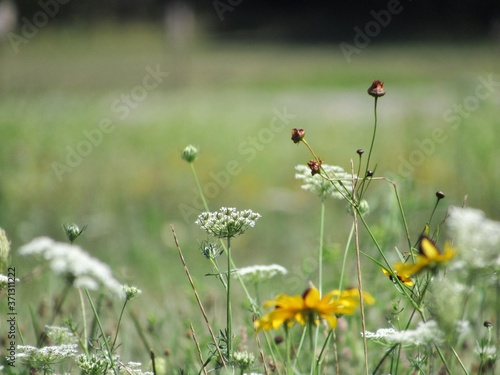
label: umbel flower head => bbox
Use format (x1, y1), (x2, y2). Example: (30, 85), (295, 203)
(295, 164), (353, 200)
(234, 264), (288, 284)
(195, 207), (261, 238)
(394, 236), (455, 277)
(18, 237), (125, 299)
(254, 286), (363, 331)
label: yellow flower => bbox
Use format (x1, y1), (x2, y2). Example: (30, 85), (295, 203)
(382, 268), (414, 287)
(330, 288), (376, 305)
(254, 286), (360, 331)
(394, 236), (455, 277)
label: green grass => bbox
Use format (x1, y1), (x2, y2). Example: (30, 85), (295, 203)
(1, 23), (499, 372)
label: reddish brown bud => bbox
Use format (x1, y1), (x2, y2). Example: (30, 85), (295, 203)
(307, 159), (322, 175)
(291, 128), (305, 144)
(367, 80), (385, 97)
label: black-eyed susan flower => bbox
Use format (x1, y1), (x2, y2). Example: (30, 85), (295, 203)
(254, 286), (359, 331)
(382, 267), (414, 287)
(393, 236), (455, 277)
(330, 287), (376, 305)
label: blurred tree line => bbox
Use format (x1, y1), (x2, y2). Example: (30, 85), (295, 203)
(9, 0), (500, 40)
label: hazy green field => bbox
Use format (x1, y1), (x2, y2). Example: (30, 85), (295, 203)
(1, 23), (499, 371)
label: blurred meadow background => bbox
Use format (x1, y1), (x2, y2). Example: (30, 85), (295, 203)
(1, 0), (500, 372)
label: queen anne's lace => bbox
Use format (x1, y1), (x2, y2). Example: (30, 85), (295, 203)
(19, 237), (125, 299)
(195, 207), (261, 238)
(295, 164), (353, 199)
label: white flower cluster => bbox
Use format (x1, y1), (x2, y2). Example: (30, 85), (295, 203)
(44, 325), (78, 345)
(295, 164), (353, 199)
(18, 237), (125, 299)
(232, 350), (255, 370)
(195, 207), (261, 238)
(447, 206), (500, 269)
(17, 344), (78, 366)
(235, 264), (288, 283)
(364, 320), (443, 347)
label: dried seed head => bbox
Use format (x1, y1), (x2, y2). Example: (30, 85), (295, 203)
(307, 159), (322, 175)
(291, 128), (306, 143)
(436, 191), (445, 200)
(367, 80), (386, 97)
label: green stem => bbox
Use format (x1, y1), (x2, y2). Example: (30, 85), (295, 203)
(85, 289), (118, 375)
(337, 223), (355, 293)
(111, 299), (128, 351)
(190, 163), (209, 211)
(226, 236), (232, 360)
(78, 288), (89, 357)
(318, 196), (326, 295)
(358, 97), (378, 198)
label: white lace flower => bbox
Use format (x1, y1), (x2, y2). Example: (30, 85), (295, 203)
(18, 237), (125, 299)
(17, 344), (78, 368)
(447, 206), (500, 269)
(234, 264), (287, 283)
(363, 321), (443, 347)
(295, 164), (353, 199)
(195, 207), (261, 238)
(44, 325), (78, 345)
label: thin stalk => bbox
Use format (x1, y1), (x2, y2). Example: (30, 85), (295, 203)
(190, 163), (209, 211)
(77, 288), (89, 357)
(318, 196), (326, 295)
(171, 225), (227, 368)
(353, 209), (369, 375)
(226, 236), (233, 359)
(357, 97), (378, 198)
(111, 299), (128, 351)
(85, 289), (118, 375)
(337, 223), (355, 292)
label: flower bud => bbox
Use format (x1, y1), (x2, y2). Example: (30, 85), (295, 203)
(181, 145), (199, 163)
(63, 224), (86, 243)
(366, 170), (374, 177)
(367, 80), (385, 97)
(436, 191), (445, 200)
(291, 128), (305, 144)
(356, 149), (364, 155)
(307, 159), (322, 175)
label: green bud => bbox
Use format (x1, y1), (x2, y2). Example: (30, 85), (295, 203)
(0, 228), (10, 273)
(63, 224), (87, 243)
(181, 145), (199, 163)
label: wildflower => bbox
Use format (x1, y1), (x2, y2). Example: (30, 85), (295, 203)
(446, 206), (500, 270)
(18, 237), (125, 299)
(254, 286), (358, 331)
(307, 159), (322, 175)
(234, 264), (287, 284)
(393, 236), (455, 276)
(181, 144), (199, 163)
(291, 128), (305, 143)
(331, 287), (376, 305)
(195, 207), (261, 239)
(17, 344), (78, 370)
(44, 325), (78, 345)
(295, 164), (353, 200)
(367, 80), (386, 97)
(62, 223), (87, 243)
(123, 285), (142, 301)
(382, 267), (414, 287)
(199, 239), (222, 259)
(76, 353), (114, 374)
(232, 351), (255, 370)
(364, 320), (443, 347)
(0, 228), (10, 273)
